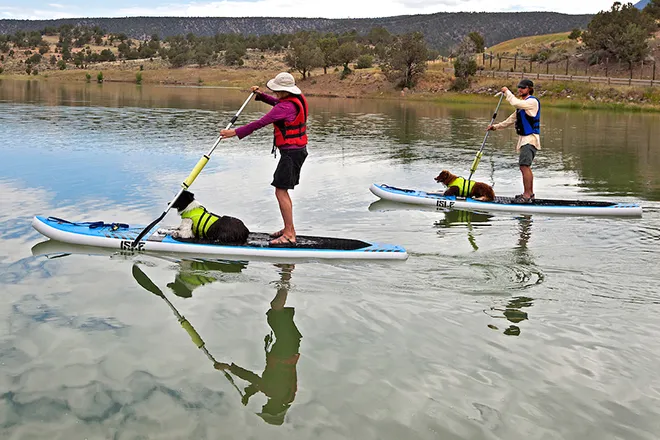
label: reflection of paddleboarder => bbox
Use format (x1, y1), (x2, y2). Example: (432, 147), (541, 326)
(214, 264), (302, 425)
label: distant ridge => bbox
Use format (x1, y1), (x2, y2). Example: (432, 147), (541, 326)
(0, 12), (592, 52)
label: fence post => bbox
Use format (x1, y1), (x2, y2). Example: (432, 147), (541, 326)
(605, 57), (609, 77)
(490, 52), (493, 68)
(530, 59), (533, 73)
(653, 62), (656, 81)
(629, 62), (633, 80)
(546, 62), (549, 74)
(498, 55), (501, 71)
(483, 52), (485, 65)
(514, 54), (517, 71)
(565, 58), (569, 75)
(641, 60), (644, 79)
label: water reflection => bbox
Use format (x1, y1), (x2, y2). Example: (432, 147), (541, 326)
(434, 209), (493, 251)
(214, 264), (301, 426)
(167, 259), (248, 298)
(486, 216), (540, 336)
(129, 261), (302, 425)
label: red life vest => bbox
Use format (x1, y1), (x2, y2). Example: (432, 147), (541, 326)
(273, 94), (308, 148)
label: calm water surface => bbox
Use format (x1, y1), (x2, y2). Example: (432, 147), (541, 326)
(1, 79), (660, 439)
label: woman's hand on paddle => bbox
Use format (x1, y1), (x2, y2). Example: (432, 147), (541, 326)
(487, 125), (496, 131)
(220, 129), (236, 139)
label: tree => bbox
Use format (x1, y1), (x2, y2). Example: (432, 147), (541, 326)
(582, 2), (656, 64)
(56, 59), (66, 70)
(467, 32), (485, 53)
(643, 0), (660, 19)
(224, 43), (246, 66)
(384, 32), (428, 89)
(568, 28), (583, 40)
(98, 49), (116, 62)
(284, 39), (323, 79)
(333, 41), (360, 76)
(452, 37), (478, 90)
(318, 36), (338, 74)
(366, 26), (392, 45)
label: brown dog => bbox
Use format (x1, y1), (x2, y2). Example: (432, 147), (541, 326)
(434, 170), (495, 202)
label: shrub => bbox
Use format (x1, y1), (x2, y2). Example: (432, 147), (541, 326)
(57, 59), (66, 70)
(356, 54), (374, 69)
(0, 67), (3, 74)
(97, 71), (104, 83)
(32, 69), (38, 75)
(135, 72), (142, 84)
(85, 72), (91, 82)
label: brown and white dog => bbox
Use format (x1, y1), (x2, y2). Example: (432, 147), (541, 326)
(434, 170), (495, 202)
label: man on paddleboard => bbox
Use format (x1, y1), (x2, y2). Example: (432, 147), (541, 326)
(487, 78), (540, 204)
(220, 72), (308, 246)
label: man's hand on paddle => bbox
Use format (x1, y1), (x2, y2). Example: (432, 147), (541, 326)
(501, 86), (509, 94)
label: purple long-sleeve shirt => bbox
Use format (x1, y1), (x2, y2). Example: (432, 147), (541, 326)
(235, 93), (301, 146)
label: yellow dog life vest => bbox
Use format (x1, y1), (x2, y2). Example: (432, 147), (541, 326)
(180, 207), (219, 239)
(447, 176), (475, 197)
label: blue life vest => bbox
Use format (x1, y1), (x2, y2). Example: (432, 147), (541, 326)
(515, 96), (540, 136)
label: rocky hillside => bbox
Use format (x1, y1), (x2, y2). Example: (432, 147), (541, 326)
(0, 12), (592, 53)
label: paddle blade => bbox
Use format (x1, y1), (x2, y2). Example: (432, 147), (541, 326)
(132, 211), (167, 247)
(132, 264), (164, 297)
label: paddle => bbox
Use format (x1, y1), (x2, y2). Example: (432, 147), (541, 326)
(131, 92), (255, 247)
(466, 92), (505, 184)
(130, 263), (244, 397)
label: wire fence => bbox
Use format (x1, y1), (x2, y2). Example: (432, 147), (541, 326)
(475, 52), (658, 87)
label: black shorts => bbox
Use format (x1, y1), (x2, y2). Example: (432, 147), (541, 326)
(272, 147), (308, 190)
(519, 144), (537, 167)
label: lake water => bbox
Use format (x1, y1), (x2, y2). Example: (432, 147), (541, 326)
(1, 79), (659, 439)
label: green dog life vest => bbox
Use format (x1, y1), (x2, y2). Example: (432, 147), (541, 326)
(448, 176), (475, 197)
(180, 207), (219, 239)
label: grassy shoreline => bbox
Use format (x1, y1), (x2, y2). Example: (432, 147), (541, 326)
(2, 64), (660, 112)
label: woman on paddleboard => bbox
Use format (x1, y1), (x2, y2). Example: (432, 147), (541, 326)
(220, 72), (308, 246)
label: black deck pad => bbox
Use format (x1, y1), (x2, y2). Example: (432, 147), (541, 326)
(492, 196), (616, 207)
(172, 232), (373, 250)
(381, 185), (618, 207)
